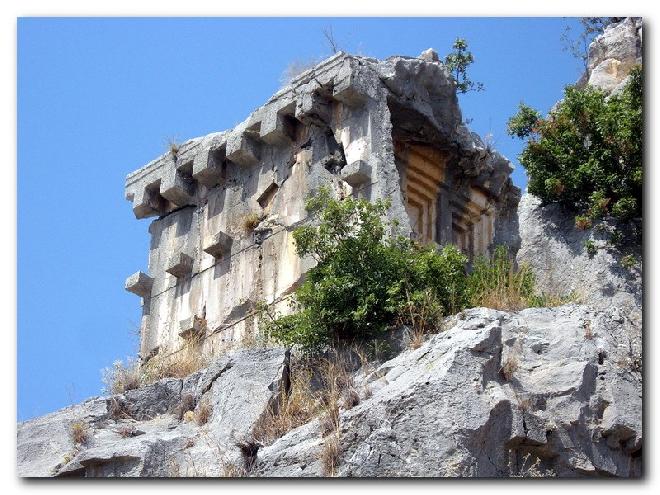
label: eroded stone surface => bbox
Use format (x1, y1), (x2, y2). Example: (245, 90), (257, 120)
(17, 308), (641, 478)
(17, 347), (289, 477)
(254, 307), (641, 478)
(587, 17), (642, 93)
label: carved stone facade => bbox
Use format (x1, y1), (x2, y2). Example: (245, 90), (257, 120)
(124, 51), (520, 361)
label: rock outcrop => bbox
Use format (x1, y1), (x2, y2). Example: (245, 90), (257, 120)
(586, 17), (642, 93)
(17, 22), (643, 478)
(17, 348), (290, 477)
(17, 307), (642, 477)
(516, 195), (641, 366)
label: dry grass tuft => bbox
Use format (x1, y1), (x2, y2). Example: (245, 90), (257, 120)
(510, 452), (556, 478)
(319, 404), (340, 437)
(408, 326), (428, 350)
(167, 138), (180, 157)
(141, 341), (209, 384)
(397, 289), (444, 349)
(108, 397), (134, 420)
(70, 420), (90, 445)
(501, 354), (519, 381)
(320, 433), (341, 476)
(242, 212), (263, 232)
(236, 440), (260, 473)
(104, 336), (209, 397)
(342, 388), (360, 410)
(253, 351), (356, 446)
(195, 401), (213, 426)
(253, 366), (318, 444)
(470, 247), (539, 312)
(220, 461), (247, 477)
(176, 393), (196, 421)
(102, 358), (141, 395)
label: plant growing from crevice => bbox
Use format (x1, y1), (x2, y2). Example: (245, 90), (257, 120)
(167, 138), (180, 158)
(584, 239), (598, 257)
(444, 38), (485, 94)
(621, 254), (637, 270)
(70, 420), (90, 445)
(242, 212), (263, 232)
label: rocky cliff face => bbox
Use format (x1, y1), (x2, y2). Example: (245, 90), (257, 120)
(586, 17), (642, 93)
(516, 16), (643, 370)
(18, 306), (641, 477)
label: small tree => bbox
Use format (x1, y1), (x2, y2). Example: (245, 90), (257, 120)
(507, 66), (642, 237)
(444, 38), (485, 94)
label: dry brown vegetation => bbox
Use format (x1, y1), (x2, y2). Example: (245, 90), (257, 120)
(220, 460), (247, 477)
(167, 138), (180, 157)
(242, 212), (263, 232)
(70, 420), (90, 445)
(509, 452), (556, 478)
(102, 358), (141, 395)
(104, 337), (209, 396)
(252, 366), (318, 444)
(195, 401), (213, 426)
(470, 262), (537, 312)
(397, 289), (444, 350)
(320, 433), (341, 476)
(252, 351), (356, 447)
(501, 354), (519, 381)
(176, 393), (196, 420)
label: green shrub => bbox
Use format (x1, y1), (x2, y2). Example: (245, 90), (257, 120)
(261, 188), (470, 352)
(261, 190), (562, 353)
(507, 66), (642, 238)
(621, 254), (637, 270)
(584, 239), (598, 257)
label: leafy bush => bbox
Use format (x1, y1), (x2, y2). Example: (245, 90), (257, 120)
(584, 239), (598, 257)
(261, 190), (569, 352)
(507, 66), (642, 234)
(261, 188), (470, 352)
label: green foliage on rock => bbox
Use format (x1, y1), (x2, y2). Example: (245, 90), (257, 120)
(507, 66), (642, 237)
(261, 188), (471, 352)
(261, 189), (554, 353)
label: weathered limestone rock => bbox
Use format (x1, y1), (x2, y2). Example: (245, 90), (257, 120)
(18, 308), (641, 478)
(123, 50), (520, 359)
(587, 17), (642, 93)
(516, 194), (642, 368)
(254, 307), (641, 478)
(17, 347), (289, 477)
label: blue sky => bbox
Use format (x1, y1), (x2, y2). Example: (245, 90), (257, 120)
(17, 17), (585, 420)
